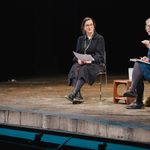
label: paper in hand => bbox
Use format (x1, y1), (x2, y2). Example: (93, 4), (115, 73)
(73, 51), (94, 61)
(130, 58), (150, 65)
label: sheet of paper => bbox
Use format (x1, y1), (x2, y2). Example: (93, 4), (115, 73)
(130, 58), (150, 65)
(73, 51), (95, 61)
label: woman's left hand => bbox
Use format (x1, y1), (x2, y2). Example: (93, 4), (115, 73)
(83, 60), (92, 64)
(77, 59), (92, 64)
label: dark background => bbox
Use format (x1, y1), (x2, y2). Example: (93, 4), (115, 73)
(1, 0), (150, 80)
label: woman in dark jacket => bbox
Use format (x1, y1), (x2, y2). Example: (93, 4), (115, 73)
(123, 18), (150, 109)
(65, 17), (106, 104)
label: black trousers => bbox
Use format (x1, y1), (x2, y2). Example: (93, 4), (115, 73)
(131, 62), (144, 104)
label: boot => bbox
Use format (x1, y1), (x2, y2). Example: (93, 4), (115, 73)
(126, 98), (144, 109)
(123, 90), (137, 97)
(65, 92), (77, 102)
(73, 91), (84, 104)
(126, 103), (144, 109)
(76, 91), (83, 100)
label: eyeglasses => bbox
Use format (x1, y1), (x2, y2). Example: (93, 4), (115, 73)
(145, 25), (150, 29)
(85, 23), (94, 27)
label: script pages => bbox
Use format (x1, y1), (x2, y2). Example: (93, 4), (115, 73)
(130, 58), (150, 65)
(73, 51), (95, 61)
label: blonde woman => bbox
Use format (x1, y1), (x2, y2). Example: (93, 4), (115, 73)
(123, 18), (150, 109)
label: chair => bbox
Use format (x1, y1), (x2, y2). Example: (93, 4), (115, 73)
(97, 50), (107, 101)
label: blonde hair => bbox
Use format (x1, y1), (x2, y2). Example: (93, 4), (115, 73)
(145, 18), (150, 24)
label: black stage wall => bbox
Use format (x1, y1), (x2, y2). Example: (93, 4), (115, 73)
(1, 1), (149, 80)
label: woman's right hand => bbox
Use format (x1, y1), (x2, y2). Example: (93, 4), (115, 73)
(141, 40), (150, 49)
(77, 59), (84, 64)
(140, 56), (149, 62)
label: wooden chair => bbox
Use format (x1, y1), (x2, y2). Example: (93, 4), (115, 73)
(113, 80), (131, 103)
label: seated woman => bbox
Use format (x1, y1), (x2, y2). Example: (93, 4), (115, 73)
(123, 18), (150, 109)
(65, 17), (106, 104)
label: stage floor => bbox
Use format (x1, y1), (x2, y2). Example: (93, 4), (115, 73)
(0, 74), (150, 144)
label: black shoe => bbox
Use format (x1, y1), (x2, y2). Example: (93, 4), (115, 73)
(123, 90), (137, 97)
(126, 103), (144, 109)
(65, 92), (77, 102)
(72, 98), (84, 104)
(76, 91), (83, 100)
(73, 91), (84, 104)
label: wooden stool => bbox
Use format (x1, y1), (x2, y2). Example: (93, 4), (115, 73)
(113, 80), (131, 103)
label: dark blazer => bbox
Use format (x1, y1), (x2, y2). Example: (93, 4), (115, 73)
(76, 31), (105, 64)
(68, 31), (106, 86)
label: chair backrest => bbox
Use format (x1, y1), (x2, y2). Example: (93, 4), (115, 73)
(97, 50), (107, 101)
(103, 50), (107, 73)
(103, 50), (106, 64)
(98, 50), (107, 84)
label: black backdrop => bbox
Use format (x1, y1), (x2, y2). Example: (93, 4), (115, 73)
(1, 0), (149, 80)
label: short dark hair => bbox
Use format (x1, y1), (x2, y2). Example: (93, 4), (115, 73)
(81, 17), (96, 34)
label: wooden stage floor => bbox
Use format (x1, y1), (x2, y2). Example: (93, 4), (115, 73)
(0, 74), (150, 144)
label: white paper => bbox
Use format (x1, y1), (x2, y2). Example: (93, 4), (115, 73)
(73, 51), (94, 61)
(130, 58), (150, 65)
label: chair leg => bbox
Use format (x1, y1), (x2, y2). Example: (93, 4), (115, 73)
(100, 74), (102, 101)
(105, 73), (107, 85)
(99, 73), (107, 101)
(100, 83), (102, 101)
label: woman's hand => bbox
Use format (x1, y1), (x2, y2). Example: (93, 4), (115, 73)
(77, 59), (84, 64)
(83, 60), (92, 64)
(77, 59), (92, 64)
(141, 40), (150, 49)
(140, 56), (149, 62)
